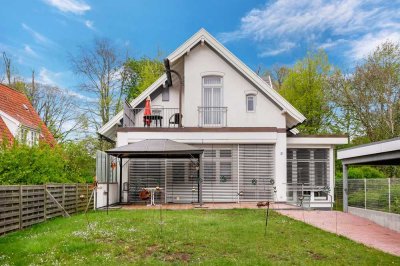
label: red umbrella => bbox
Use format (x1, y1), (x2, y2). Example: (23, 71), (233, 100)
(144, 96), (152, 126)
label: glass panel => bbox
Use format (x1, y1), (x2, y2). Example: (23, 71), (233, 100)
(203, 76), (222, 86)
(315, 162), (328, 186)
(297, 150), (310, 159)
(220, 162), (232, 182)
(287, 162), (292, 183)
(220, 150), (232, 158)
(297, 162), (310, 184)
(314, 149), (328, 159)
(247, 96), (254, 111)
(203, 162), (216, 181)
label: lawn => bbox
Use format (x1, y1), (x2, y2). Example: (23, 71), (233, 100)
(0, 209), (398, 265)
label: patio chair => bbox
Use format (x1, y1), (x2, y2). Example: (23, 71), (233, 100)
(169, 113), (182, 127)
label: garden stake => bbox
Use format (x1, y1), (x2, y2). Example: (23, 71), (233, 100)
(264, 201), (270, 237)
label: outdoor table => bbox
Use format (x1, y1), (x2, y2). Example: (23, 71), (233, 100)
(144, 187), (163, 206)
(143, 115), (163, 127)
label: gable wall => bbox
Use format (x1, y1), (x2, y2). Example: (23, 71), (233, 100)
(183, 44), (286, 128)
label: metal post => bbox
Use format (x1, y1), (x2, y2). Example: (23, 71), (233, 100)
(119, 156), (123, 203)
(343, 164), (348, 213)
(198, 155), (202, 205)
(388, 178), (391, 213)
(106, 155), (109, 215)
(364, 178), (367, 210)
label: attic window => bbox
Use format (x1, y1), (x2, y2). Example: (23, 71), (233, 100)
(22, 104), (29, 110)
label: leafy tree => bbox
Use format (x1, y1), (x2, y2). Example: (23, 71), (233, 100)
(330, 41), (400, 143)
(280, 49), (334, 134)
(124, 56), (164, 101)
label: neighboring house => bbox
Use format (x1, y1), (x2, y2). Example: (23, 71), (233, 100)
(0, 84), (55, 146)
(97, 29), (347, 208)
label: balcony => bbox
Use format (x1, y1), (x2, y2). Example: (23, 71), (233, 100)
(123, 107), (180, 128)
(198, 107), (227, 127)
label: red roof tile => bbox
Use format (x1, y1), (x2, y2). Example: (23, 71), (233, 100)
(0, 83), (55, 144)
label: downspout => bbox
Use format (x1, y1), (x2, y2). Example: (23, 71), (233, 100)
(164, 59), (183, 128)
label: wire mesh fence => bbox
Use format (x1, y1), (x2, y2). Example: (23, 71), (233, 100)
(339, 178), (400, 214)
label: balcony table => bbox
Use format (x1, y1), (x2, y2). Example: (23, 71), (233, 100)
(143, 115), (163, 127)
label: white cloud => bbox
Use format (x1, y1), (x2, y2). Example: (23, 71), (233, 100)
(259, 42), (296, 57)
(43, 0), (90, 15)
(21, 23), (54, 46)
(38, 67), (63, 85)
(84, 20), (95, 30)
(348, 31), (400, 60)
(220, 0), (400, 59)
(23, 45), (39, 58)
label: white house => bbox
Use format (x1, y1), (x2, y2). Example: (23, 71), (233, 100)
(96, 28), (347, 208)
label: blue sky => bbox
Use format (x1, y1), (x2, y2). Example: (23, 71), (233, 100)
(1, 0), (400, 97)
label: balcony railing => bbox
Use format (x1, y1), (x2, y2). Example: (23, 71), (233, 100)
(198, 107), (227, 127)
(123, 107), (180, 128)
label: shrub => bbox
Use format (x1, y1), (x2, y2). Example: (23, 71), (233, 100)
(0, 140), (94, 185)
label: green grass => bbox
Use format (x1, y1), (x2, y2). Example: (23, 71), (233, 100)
(0, 209), (398, 265)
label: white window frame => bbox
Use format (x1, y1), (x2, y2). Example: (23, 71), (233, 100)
(201, 75), (224, 126)
(246, 94), (256, 112)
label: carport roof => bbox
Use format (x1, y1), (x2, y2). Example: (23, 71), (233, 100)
(106, 139), (203, 158)
(337, 137), (400, 165)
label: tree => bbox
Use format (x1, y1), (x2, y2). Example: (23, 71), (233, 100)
(2, 52), (12, 86)
(330, 41), (400, 142)
(124, 56), (164, 101)
(280, 49), (334, 134)
(70, 38), (127, 131)
(263, 64), (290, 91)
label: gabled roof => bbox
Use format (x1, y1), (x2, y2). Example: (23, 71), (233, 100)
(167, 28), (306, 124)
(0, 84), (55, 144)
(98, 28), (306, 137)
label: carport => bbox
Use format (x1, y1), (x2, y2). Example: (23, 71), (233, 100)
(337, 137), (400, 212)
(105, 139), (204, 209)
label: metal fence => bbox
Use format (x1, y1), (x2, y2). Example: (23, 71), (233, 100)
(341, 178), (400, 214)
(0, 184), (94, 235)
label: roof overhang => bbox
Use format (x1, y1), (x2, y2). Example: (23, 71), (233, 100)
(287, 135), (348, 146)
(338, 137), (400, 165)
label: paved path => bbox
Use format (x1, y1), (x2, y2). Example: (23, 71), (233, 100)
(277, 209), (400, 257)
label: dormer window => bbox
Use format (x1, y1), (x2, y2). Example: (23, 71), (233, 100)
(246, 94), (256, 112)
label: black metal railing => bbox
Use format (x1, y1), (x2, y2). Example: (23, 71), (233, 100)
(198, 107), (227, 127)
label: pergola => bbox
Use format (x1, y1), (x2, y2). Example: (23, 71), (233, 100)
(105, 139), (204, 209)
(337, 137), (400, 212)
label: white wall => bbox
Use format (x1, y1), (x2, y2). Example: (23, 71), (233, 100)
(0, 114), (19, 136)
(183, 44), (286, 128)
(95, 183), (119, 208)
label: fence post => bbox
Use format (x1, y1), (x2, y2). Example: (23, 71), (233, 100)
(388, 178), (391, 213)
(43, 184), (47, 220)
(364, 178), (367, 210)
(86, 184), (89, 207)
(75, 184), (78, 213)
(62, 184), (65, 208)
(19, 185), (22, 229)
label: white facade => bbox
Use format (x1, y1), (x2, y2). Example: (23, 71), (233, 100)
(96, 29), (347, 209)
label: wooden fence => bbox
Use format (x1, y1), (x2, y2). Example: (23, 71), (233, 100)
(0, 184), (94, 235)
